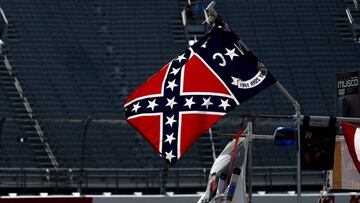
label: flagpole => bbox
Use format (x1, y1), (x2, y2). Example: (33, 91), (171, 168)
(204, 2), (304, 202)
(247, 122), (253, 203)
(208, 128), (217, 162)
(274, 82), (301, 203)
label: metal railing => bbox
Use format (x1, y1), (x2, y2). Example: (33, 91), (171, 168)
(0, 116), (326, 195)
(0, 166), (323, 195)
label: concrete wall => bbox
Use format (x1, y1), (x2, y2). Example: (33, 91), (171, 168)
(1, 193), (359, 203)
(91, 194), (354, 203)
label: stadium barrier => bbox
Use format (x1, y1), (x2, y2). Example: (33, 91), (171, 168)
(0, 117), (324, 195)
(1, 193), (360, 203)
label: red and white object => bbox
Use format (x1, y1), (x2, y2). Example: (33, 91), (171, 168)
(341, 122), (360, 173)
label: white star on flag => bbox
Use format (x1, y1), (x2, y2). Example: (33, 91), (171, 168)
(201, 97), (213, 110)
(165, 150), (176, 162)
(166, 97), (178, 109)
(170, 67), (180, 76)
(166, 79), (178, 91)
(123, 25), (278, 166)
(219, 99), (231, 111)
(201, 40), (208, 48)
(146, 99), (158, 111)
(225, 48), (239, 61)
(131, 102), (141, 113)
(231, 76), (239, 86)
(165, 133), (176, 145)
(184, 97), (196, 109)
(176, 53), (186, 62)
(165, 115), (177, 127)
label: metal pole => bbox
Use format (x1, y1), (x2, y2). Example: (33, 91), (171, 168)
(160, 163), (169, 194)
(275, 82), (299, 108)
(247, 122), (253, 203)
(295, 108), (301, 203)
(298, 115), (360, 123)
(116, 169), (119, 194)
(0, 118), (5, 147)
(55, 169), (58, 194)
(79, 117), (92, 195)
(204, 2), (304, 201)
(274, 82), (301, 203)
(208, 128), (217, 161)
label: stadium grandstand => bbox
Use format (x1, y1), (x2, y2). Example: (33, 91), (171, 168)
(0, 0), (359, 201)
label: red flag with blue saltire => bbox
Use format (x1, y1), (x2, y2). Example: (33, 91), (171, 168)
(124, 26), (276, 165)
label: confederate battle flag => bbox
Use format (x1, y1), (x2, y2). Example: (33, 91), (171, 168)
(124, 26), (276, 165)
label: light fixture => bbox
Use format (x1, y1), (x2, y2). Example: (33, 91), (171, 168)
(72, 192), (81, 196)
(103, 192), (111, 196)
(188, 36), (197, 46)
(166, 192), (174, 196)
(257, 191), (266, 195)
(287, 191), (296, 195)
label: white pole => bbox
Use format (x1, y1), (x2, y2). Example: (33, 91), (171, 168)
(247, 122), (253, 203)
(208, 128), (217, 162)
(274, 82), (301, 203)
(295, 108), (301, 203)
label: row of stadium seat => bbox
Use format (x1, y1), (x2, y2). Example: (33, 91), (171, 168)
(0, 0), (358, 192)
